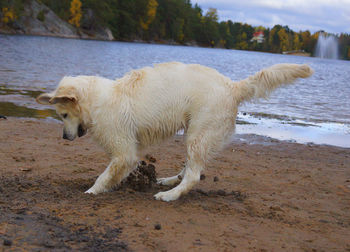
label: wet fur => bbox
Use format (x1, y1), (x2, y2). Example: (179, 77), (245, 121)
(36, 62), (313, 201)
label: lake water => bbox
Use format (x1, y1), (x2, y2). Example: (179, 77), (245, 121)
(1, 34), (350, 147)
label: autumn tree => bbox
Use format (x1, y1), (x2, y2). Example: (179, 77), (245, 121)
(173, 17), (185, 42)
(201, 8), (219, 46)
(339, 33), (350, 60)
(69, 0), (82, 28)
(218, 21), (233, 48)
(0, 0), (25, 26)
(278, 28), (289, 52)
(140, 0), (158, 30)
(293, 33), (301, 50)
(268, 25), (281, 52)
(237, 32), (248, 50)
(1, 7), (15, 24)
(300, 30), (311, 52)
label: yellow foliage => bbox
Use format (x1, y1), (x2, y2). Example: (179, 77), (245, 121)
(277, 28), (289, 52)
(68, 0), (82, 28)
(255, 26), (266, 31)
(176, 18), (185, 42)
(140, 0), (158, 30)
(311, 32), (319, 41)
(268, 27), (277, 46)
(219, 39), (226, 47)
(225, 26), (230, 36)
(293, 34), (301, 50)
(300, 31), (310, 41)
(205, 8), (218, 22)
(178, 32), (184, 42)
(237, 41), (248, 50)
(300, 31), (311, 48)
(1, 7), (16, 24)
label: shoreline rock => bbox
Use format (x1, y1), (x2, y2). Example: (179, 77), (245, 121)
(0, 0), (114, 41)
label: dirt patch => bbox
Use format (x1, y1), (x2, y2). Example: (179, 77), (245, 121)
(0, 175), (128, 251)
(120, 162), (157, 192)
(1, 118), (350, 251)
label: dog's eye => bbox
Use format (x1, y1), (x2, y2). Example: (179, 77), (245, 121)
(62, 113), (68, 119)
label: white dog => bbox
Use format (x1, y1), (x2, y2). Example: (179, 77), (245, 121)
(36, 62), (313, 201)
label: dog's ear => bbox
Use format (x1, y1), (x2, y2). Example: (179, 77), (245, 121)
(49, 95), (77, 105)
(36, 93), (77, 105)
(49, 86), (79, 105)
(36, 93), (53, 105)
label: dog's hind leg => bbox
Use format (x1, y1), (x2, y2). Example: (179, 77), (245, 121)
(154, 156), (202, 201)
(154, 116), (234, 201)
(157, 168), (185, 186)
(85, 150), (137, 194)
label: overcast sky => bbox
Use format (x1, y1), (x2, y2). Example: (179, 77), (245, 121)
(192, 0), (350, 34)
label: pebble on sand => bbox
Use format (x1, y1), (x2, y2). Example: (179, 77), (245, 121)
(3, 239), (12, 246)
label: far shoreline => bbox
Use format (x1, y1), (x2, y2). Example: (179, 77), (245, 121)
(0, 32), (313, 58)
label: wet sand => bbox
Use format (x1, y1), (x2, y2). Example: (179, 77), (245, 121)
(1, 118), (350, 251)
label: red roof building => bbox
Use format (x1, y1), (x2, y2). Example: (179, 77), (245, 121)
(251, 31), (265, 43)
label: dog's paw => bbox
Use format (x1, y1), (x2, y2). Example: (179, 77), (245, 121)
(154, 191), (180, 202)
(85, 185), (112, 194)
(157, 177), (175, 186)
(85, 188), (98, 194)
(156, 178), (165, 185)
(157, 176), (181, 186)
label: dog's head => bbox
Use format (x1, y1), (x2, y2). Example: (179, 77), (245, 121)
(36, 77), (89, 141)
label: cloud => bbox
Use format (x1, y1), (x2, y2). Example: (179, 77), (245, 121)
(192, 0), (350, 33)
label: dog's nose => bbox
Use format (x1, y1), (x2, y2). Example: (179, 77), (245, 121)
(78, 124), (87, 137)
(63, 132), (68, 140)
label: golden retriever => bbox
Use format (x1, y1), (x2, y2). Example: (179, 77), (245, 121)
(36, 62), (313, 201)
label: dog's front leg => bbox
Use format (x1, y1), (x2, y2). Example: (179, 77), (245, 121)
(85, 156), (136, 194)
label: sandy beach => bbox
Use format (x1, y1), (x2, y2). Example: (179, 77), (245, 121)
(0, 118), (349, 251)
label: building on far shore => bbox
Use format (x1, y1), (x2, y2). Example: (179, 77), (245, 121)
(250, 31), (265, 43)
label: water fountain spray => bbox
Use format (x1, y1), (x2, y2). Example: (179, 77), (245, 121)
(315, 32), (339, 59)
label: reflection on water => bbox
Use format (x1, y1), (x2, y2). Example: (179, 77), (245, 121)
(0, 83), (58, 119)
(0, 85), (43, 98)
(1, 34), (350, 148)
(236, 112), (350, 148)
(0, 101), (59, 120)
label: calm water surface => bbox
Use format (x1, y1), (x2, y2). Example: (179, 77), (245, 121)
(1, 35), (349, 147)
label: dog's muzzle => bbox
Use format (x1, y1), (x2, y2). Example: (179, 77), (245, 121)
(63, 131), (69, 140)
(78, 124), (87, 137)
(63, 130), (74, 141)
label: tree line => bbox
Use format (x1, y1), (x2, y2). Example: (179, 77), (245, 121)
(2, 0), (350, 60)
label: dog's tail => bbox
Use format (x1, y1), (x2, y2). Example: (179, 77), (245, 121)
(232, 63), (313, 104)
